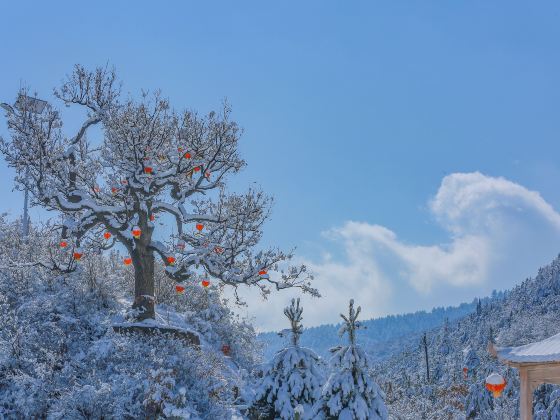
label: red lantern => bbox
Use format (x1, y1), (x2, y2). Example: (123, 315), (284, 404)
(196, 223), (204, 232)
(259, 269), (268, 276)
(149, 214), (155, 222)
(221, 344), (231, 356)
(184, 152), (191, 159)
(485, 373), (506, 398)
(214, 246), (224, 254)
(193, 166), (200, 172)
(73, 248), (83, 261)
(123, 257), (132, 266)
(103, 232), (111, 240)
(463, 367), (468, 379)
(167, 256), (176, 265)
(144, 166), (153, 174)
(205, 171), (211, 179)
(175, 284), (185, 294)
(59, 240), (68, 248)
(132, 226), (141, 239)
(201, 279), (210, 288)
(111, 187), (118, 195)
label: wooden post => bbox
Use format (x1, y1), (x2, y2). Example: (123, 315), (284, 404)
(519, 367), (532, 420)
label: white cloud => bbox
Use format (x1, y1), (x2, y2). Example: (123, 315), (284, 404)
(239, 172), (560, 331)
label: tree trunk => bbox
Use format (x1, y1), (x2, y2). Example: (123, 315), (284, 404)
(131, 243), (155, 320)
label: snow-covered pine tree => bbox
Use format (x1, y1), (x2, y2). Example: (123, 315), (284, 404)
(319, 299), (388, 420)
(251, 298), (323, 420)
(465, 381), (493, 419)
(0, 65), (318, 320)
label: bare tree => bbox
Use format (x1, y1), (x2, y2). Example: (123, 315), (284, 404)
(0, 65), (318, 320)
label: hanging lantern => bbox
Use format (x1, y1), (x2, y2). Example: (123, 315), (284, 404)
(123, 257), (132, 266)
(175, 284), (185, 294)
(221, 344), (231, 356)
(463, 367), (468, 379)
(485, 373), (506, 398)
(59, 240), (68, 248)
(73, 248), (83, 261)
(167, 256), (176, 265)
(103, 232), (111, 240)
(193, 166), (200, 172)
(144, 166), (153, 174)
(184, 152), (192, 159)
(201, 279), (210, 288)
(205, 171), (211, 179)
(132, 226), (142, 239)
(111, 187), (119, 195)
(149, 214), (155, 222)
(196, 223), (204, 232)
(176, 240), (186, 251)
(259, 269), (268, 276)
(214, 246), (224, 254)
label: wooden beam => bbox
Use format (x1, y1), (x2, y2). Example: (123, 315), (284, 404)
(519, 367), (532, 420)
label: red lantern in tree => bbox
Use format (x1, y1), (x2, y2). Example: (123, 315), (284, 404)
(196, 223), (204, 232)
(132, 226), (141, 239)
(73, 248), (83, 261)
(201, 279), (210, 288)
(144, 166), (153, 174)
(193, 166), (200, 172)
(111, 187), (118, 195)
(259, 269), (268, 276)
(149, 214), (155, 222)
(103, 232), (111, 240)
(59, 240), (68, 248)
(123, 257), (132, 265)
(214, 246), (224, 254)
(205, 171), (211, 179)
(463, 367), (468, 379)
(184, 152), (191, 159)
(175, 284), (185, 294)
(167, 256), (176, 265)
(221, 344), (231, 356)
(485, 373), (506, 398)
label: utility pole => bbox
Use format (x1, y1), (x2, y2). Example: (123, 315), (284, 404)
(2, 94), (47, 238)
(422, 332), (430, 382)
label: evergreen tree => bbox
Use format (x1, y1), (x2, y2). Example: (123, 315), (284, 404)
(252, 298), (323, 420)
(465, 381), (493, 419)
(319, 299), (388, 420)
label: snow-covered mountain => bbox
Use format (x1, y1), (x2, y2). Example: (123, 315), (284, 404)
(374, 255), (560, 419)
(259, 301), (476, 362)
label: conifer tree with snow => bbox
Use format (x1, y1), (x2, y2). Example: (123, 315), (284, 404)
(319, 299), (388, 420)
(0, 65), (317, 321)
(251, 298), (323, 420)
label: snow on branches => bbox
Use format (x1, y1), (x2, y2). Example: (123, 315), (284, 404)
(320, 299), (388, 420)
(252, 298), (324, 420)
(0, 65), (317, 319)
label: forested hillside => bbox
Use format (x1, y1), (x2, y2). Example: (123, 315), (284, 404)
(259, 301), (476, 362)
(374, 255), (560, 419)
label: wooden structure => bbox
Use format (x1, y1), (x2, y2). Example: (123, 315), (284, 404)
(489, 333), (560, 419)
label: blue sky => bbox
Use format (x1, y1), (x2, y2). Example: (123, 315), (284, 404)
(2, 1), (560, 330)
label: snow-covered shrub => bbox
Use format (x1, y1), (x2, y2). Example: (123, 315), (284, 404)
(251, 298), (324, 420)
(319, 299), (388, 420)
